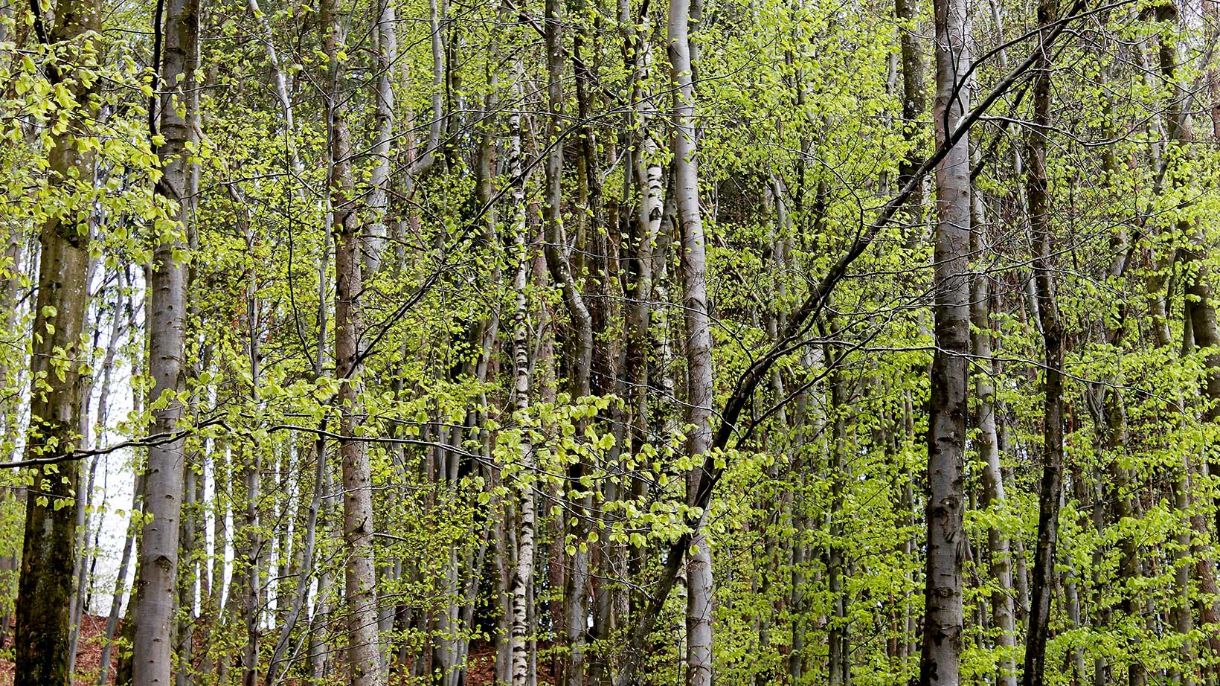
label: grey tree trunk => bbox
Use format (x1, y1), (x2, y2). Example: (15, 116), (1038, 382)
(131, 0), (199, 678)
(971, 186), (1017, 686)
(917, 0), (970, 677)
(68, 291), (105, 670)
(668, 0), (715, 679)
(98, 281), (144, 686)
(364, 0), (397, 274)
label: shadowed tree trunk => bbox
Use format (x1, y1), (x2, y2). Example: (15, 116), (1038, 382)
(1019, 0), (1065, 681)
(13, 0), (100, 681)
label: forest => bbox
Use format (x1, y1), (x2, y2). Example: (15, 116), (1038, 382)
(1, 0), (1218, 679)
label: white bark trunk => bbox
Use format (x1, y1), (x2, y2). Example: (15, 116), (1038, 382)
(507, 93), (537, 686)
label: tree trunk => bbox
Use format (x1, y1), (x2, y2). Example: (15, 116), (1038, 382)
(917, 0), (971, 677)
(538, 0), (595, 681)
(320, 0), (384, 677)
(827, 350), (849, 686)
(971, 183), (1017, 686)
(364, 0), (397, 275)
(131, 0), (199, 678)
(507, 84), (538, 686)
(894, 0), (925, 241)
(68, 293), (104, 670)
(13, 0), (100, 681)
(1019, 1), (1065, 680)
(668, 0), (715, 680)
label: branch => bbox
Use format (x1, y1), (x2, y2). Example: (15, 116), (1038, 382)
(1, 418), (226, 469)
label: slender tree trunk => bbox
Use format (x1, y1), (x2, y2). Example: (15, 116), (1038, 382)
(419, 0), (445, 173)
(668, 0), (715, 680)
(68, 293), (105, 670)
(1019, 1), (1065, 681)
(827, 352), (849, 686)
(320, 0), (383, 678)
(971, 185), (1017, 686)
(309, 458), (336, 683)
(894, 0), (925, 240)
(917, 0), (971, 676)
(364, 0), (397, 275)
(0, 231), (25, 651)
(538, 0), (595, 681)
(99, 280), (145, 686)
(131, 0), (199, 678)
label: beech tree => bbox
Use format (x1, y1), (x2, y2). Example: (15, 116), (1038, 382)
(11, 0), (99, 682)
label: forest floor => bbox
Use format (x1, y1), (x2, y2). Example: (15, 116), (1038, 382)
(0, 617), (549, 685)
(0, 613), (112, 685)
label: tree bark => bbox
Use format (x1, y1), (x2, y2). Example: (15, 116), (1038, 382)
(131, 0), (199, 678)
(668, 0), (715, 681)
(507, 83), (538, 686)
(971, 180), (1017, 686)
(1019, 1), (1065, 680)
(364, 0), (397, 275)
(13, 0), (100, 681)
(917, 0), (971, 677)
(538, 0), (595, 681)
(320, 0), (384, 678)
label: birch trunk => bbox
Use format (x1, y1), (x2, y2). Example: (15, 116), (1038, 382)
(507, 90), (538, 686)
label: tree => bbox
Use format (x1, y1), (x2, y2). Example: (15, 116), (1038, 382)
(918, 0), (971, 677)
(130, 0), (200, 677)
(13, 0), (100, 681)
